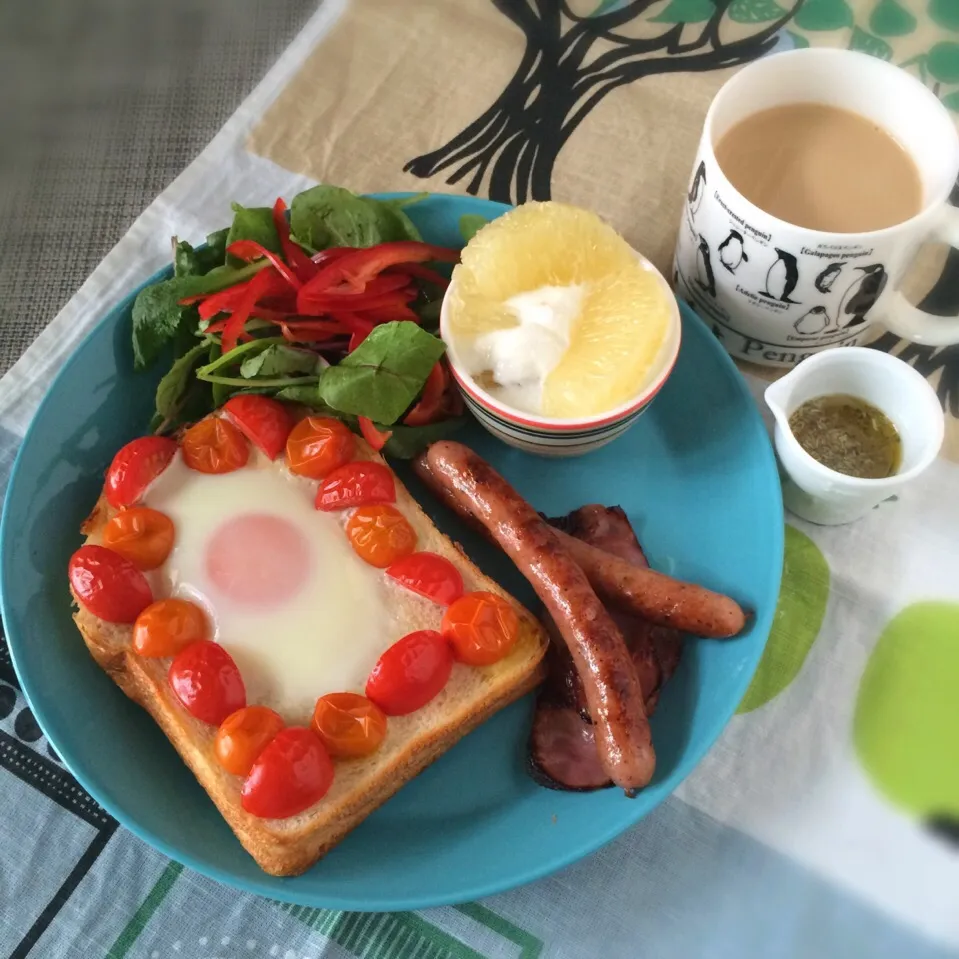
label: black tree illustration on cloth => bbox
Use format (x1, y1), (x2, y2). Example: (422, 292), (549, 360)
(404, 0), (802, 204)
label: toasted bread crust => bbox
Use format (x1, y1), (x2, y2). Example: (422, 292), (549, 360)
(72, 439), (547, 876)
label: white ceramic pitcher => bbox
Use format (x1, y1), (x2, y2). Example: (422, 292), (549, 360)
(764, 348), (944, 525)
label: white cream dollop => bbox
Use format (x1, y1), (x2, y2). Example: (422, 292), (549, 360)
(460, 285), (585, 414)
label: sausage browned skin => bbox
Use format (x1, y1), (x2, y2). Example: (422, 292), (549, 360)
(412, 456), (745, 638)
(424, 441), (655, 794)
(553, 532), (745, 638)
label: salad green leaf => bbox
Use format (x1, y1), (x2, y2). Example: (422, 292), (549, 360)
(131, 260), (267, 370)
(240, 344), (321, 379)
(289, 186), (426, 251)
(226, 204), (280, 260)
(174, 230), (229, 277)
(153, 341), (213, 433)
(382, 417), (467, 459)
(459, 213), (488, 243)
(317, 321), (446, 425)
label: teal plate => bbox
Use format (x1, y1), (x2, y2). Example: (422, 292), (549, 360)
(0, 194), (783, 910)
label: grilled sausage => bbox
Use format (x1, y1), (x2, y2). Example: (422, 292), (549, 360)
(413, 456), (746, 638)
(423, 441), (655, 794)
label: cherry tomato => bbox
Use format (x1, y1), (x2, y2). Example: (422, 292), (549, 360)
(345, 504), (417, 568)
(104, 436), (178, 508)
(223, 394), (294, 460)
(101, 507), (174, 570)
(385, 552), (464, 606)
(311, 692), (387, 758)
(132, 598), (209, 658)
(214, 705), (285, 776)
(181, 416), (249, 474)
(403, 363), (448, 426)
(441, 591), (520, 666)
(315, 461), (396, 511)
(285, 416), (355, 479)
(241, 727), (334, 819)
(366, 630), (453, 715)
(169, 640), (246, 726)
(69, 545), (153, 623)
(358, 416), (393, 452)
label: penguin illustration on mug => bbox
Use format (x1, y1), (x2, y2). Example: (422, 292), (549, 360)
(839, 264), (888, 328)
(687, 161), (707, 219)
(794, 305), (832, 336)
(718, 230), (748, 274)
(695, 234), (717, 297)
(760, 248), (800, 303)
(815, 262), (844, 294)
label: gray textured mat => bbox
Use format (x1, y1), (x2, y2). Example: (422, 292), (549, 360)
(0, 0), (317, 374)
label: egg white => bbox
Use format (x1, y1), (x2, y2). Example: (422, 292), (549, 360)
(143, 451), (393, 723)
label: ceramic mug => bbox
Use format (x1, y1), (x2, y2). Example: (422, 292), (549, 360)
(673, 48), (959, 367)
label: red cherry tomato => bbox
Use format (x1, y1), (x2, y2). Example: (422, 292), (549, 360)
(358, 416), (393, 452)
(315, 461), (396, 511)
(214, 705), (285, 776)
(169, 640), (246, 726)
(441, 591), (520, 666)
(101, 507), (174, 570)
(241, 727), (334, 819)
(132, 598), (209, 658)
(105, 436), (178, 508)
(366, 630), (453, 716)
(285, 416), (354, 479)
(345, 504), (417, 568)
(68, 545), (153, 623)
(223, 395), (294, 460)
(403, 363), (448, 426)
(385, 552), (464, 606)
(181, 416), (249, 474)
(311, 692), (387, 758)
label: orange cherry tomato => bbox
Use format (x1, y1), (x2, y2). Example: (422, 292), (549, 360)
(241, 727), (334, 819)
(132, 598), (209, 658)
(169, 640), (246, 726)
(104, 435), (178, 508)
(385, 552), (464, 606)
(345, 504), (417, 568)
(214, 705), (285, 776)
(285, 416), (355, 479)
(69, 545), (153, 623)
(311, 692), (387, 758)
(223, 394), (294, 460)
(441, 591), (520, 666)
(181, 416), (249, 474)
(315, 461), (396, 511)
(366, 630), (453, 715)
(101, 507), (174, 570)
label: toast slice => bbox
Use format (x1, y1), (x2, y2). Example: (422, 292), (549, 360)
(72, 438), (547, 876)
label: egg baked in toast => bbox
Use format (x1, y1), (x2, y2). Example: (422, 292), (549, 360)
(69, 398), (548, 877)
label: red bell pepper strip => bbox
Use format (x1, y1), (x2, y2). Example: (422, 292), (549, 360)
(298, 289), (417, 316)
(301, 242), (460, 297)
(272, 197), (318, 282)
(279, 324), (342, 344)
(358, 416), (392, 452)
(387, 262), (450, 288)
(403, 363), (448, 426)
(196, 269), (290, 320)
(310, 247), (353, 265)
(227, 240), (303, 290)
(331, 313), (375, 340)
(220, 268), (285, 354)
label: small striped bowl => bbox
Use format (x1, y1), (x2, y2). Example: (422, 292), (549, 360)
(439, 259), (682, 457)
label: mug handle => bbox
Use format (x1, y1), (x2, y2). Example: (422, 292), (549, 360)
(884, 205), (959, 346)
